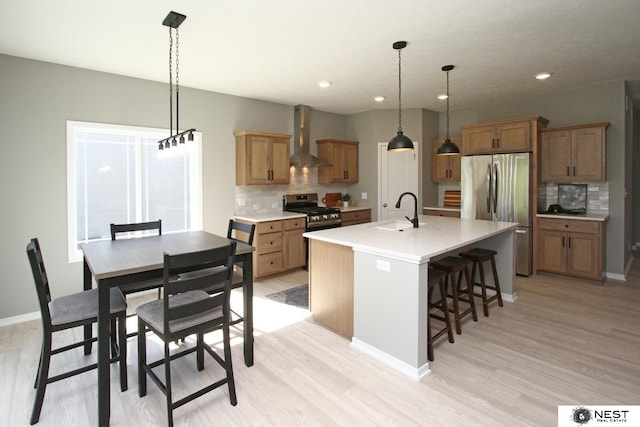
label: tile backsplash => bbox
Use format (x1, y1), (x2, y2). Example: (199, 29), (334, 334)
(538, 182), (609, 214)
(235, 168), (349, 215)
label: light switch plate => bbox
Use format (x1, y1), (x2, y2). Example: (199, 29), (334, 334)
(376, 259), (391, 272)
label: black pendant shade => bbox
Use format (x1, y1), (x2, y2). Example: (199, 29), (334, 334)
(437, 137), (460, 155)
(388, 41), (414, 152)
(388, 131), (414, 152)
(437, 64), (460, 155)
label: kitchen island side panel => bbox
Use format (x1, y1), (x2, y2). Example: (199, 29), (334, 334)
(308, 239), (354, 338)
(352, 251), (430, 375)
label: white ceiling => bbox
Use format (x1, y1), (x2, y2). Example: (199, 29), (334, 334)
(2, 0), (640, 115)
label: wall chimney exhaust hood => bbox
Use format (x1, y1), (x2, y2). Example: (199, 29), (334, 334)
(290, 105), (332, 167)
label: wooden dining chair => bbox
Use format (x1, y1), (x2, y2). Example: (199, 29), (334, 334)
(27, 238), (127, 425)
(110, 220), (163, 336)
(136, 242), (238, 427)
(225, 219), (255, 327)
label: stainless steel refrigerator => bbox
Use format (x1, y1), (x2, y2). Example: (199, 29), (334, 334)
(461, 153), (532, 276)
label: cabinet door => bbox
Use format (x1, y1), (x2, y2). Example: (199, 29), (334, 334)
(284, 229), (306, 269)
(432, 138), (461, 182)
(495, 121), (531, 152)
(540, 130), (572, 182)
(343, 143), (359, 183)
(247, 136), (271, 184)
(270, 138), (291, 184)
(566, 232), (600, 279)
(462, 125), (495, 155)
(537, 229), (567, 273)
(572, 127), (604, 181)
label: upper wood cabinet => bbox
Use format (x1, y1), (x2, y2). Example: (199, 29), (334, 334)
(431, 137), (461, 182)
(316, 139), (359, 184)
(461, 116), (548, 155)
(235, 131), (291, 185)
(540, 123), (608, 182)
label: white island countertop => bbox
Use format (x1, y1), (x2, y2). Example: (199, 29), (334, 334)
(304, 215), (518, 264)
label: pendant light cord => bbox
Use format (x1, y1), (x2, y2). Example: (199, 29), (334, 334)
(397, 47), (403, 133)
(168, 27), (173, 138)
(446, 69), (450, 140)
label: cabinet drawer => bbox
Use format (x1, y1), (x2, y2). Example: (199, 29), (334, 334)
(538, 218), (600, 233)
(423, 209), (460, 218)
(341, 210), (371, 223)
(284, 217), (305, 231)
(255, 232), (283, 254)
(256, 220), (283, 234)
(256, 252), (283, 276)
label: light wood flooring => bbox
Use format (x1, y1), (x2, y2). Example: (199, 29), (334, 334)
(2, 260), (639, 426)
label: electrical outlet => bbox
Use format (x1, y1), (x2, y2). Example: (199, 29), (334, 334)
(361, 192), (368, 200)
(252, 204), (260, 210)
(272, 202), (280, 209)
(237, 198), (246, 206)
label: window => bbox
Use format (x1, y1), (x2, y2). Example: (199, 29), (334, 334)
(67, 121), (202, 262)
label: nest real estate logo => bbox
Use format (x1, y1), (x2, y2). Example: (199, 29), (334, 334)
(558, 405), (639, 426)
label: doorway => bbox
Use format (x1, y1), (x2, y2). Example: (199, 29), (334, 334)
(377, 142), (419, 221)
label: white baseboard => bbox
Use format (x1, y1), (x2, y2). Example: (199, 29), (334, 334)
(351, 338), (430, 381)
(0, 311), (40, 328)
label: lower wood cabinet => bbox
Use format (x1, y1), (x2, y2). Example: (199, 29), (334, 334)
(537, 217), (605, 281)
(283, 218), (306, 270)
(236, 217), (306, 279)
(423, 208), (460, 218)
(341, 209), (371, 226)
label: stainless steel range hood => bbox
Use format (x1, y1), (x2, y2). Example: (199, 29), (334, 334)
(290, 105), (332, 167)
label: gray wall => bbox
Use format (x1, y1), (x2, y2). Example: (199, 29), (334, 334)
(344, 108), (439, 221)
(0, 54), (294, 319)
(441, 82), (632, 276)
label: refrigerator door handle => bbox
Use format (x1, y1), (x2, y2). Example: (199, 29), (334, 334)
(493, 163), (499, 214)
(486, 163), (492, 213)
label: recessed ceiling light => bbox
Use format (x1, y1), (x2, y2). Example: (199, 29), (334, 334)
(437, 94), (448, 100)
(374, 96), (385, 102)
(318, 81), (332, 88)
(535, 72), (552, 80)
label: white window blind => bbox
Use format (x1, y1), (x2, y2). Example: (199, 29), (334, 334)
(66, 121), (202, 262)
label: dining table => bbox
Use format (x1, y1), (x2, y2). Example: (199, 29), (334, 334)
(81, 230), (255, 427)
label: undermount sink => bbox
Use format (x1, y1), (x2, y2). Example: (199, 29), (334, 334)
(374, 221), (425, 231)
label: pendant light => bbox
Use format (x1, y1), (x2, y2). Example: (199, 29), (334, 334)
(437, 65), (460, 155)
(387, 41), (414, 152)
(158, 11), (196, 150)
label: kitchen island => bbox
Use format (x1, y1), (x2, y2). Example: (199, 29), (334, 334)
(304, 215), (517, 380)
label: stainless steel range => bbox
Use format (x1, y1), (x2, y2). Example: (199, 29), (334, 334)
(283, 193), (341, 231)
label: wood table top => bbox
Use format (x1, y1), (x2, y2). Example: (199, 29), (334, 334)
(82, 230), (253, 280)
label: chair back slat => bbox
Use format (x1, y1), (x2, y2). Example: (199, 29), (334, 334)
(162, 242), (236, 333)
(227, 219), (255, 246)
(26, 238), (53, 328)
(110, 220), (162, 240)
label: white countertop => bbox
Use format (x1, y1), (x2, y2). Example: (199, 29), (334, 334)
(304, 215), (517, 264)
(536, 213), (609, 222)
(234, 212), (306, 222)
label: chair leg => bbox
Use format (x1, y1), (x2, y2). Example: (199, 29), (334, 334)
(462, 266), (478, 322)
(197, 333), (204, 371)
(223, 322), (237, 406)
(118, 313), (128, 392)
(438, 279), (455, 344)
(478, 261), (489, 317)
(110, 317), (118, 358)
(427, 285), (434, 361)
(33, 342), (44, 389)
(137, 318), (147, 397)
(490, 257), (504, 307)
(448, 273), (462, 335)
(31, 335), (51, 425)
(164, 342), (174, 427)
